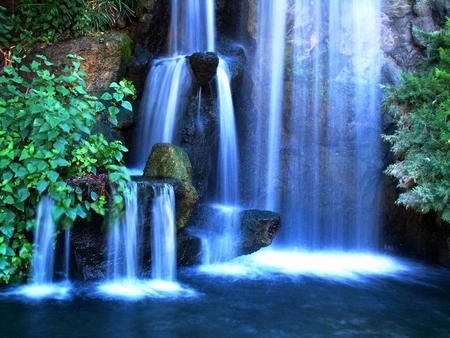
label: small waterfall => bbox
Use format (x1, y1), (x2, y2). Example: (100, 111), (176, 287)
(31, 197), (55, 285)
(201, 60), (240, 264)
(107, 182), (140, 282)
(63, 227), (71, 281)
(15, 197), (70, 299)
(169, 0), (215, 55)
(132, 57), (191, 171)
(151, 184), (176, 281)
(131, 0), (216, 172)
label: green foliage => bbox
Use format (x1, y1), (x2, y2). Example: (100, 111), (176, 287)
(383, 20), (450, 223)
(0, 0), (137, 60)
(0, 54), (135, 283)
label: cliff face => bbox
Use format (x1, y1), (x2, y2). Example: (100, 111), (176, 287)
(380, 0), (450, 267)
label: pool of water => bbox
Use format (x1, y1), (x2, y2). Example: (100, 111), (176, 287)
(1, 251), (450, 337)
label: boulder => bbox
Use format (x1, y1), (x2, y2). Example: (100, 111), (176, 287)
(187, 204), (282, 256)
(32, 31), (134, 96)
(188, 52), (220, 85)
(239, 210), (281, 255)
(144, 143), (199, 229)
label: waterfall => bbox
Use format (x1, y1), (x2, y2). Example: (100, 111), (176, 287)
(131, 0), (216, 172)
(132, 57), (191, 171)
(151, 184), (176, 281)
(30, 196), (56, 285)
(15, 197), (71, 299)
(251, 0), (288, 211)
(248, 0), (382, 250)
(201, 60), (240, 264)
(63, 227), (71, 281)
(107, 182), (140, 282)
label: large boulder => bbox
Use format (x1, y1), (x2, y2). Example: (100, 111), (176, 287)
(144, 143), (199, 229)
(239, 210), (281, 255)
(188, 204), (282, 256)
(32, 31), (134, 96)
(188, 52), (219, 85)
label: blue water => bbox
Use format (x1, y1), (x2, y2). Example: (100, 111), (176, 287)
(1, 253), (450, 337)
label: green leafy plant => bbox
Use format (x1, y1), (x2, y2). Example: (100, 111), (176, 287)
(0, 54), (134, 283)
(0, 0), (138, 62)
(383, 19), (450, 222)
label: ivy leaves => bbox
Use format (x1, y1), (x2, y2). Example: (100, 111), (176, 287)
(0, 54), (134, 283)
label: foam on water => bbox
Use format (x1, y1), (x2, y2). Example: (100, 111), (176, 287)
(198, 249), (414, 281)
(96, 280), (196, 300)
(7, 282), (72, 300)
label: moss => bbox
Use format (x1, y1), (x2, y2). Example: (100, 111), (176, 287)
(144, 143), (199, 229)
(119, 32), (134, 65)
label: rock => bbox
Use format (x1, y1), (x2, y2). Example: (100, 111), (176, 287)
(239, 210), (281, 255)
(144, 143), (199, 229)
(187, 204), (281, 257)
(69, 178), (203, 281)
(188, 52), (220, 85)
(32, 31), (134, 96)
(177, 233), (202, 266)
(71, 214), (108, 281)
(92, 119), (125, 143)
(432, 0), (450, 26)
(116, 106), (135, 130)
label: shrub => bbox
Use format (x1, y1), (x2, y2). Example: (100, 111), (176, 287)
(0, 54), (134, 283)
(383, 20), (450, 223)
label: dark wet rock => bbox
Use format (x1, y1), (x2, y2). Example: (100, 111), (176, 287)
(144, 144), (199, 229)
(188, 52), (220, 85)
(116, 106), (135, 130)
(177, 233), (202, 266)
(70, 177), (203, 281)
(178, 93), (218, 199)
(187, 204), (281, 257)
(71, 214), (108, 281)
(432, 0), (450, 25)
(92, 119), (125, 143)
(239, 210), (281, 255)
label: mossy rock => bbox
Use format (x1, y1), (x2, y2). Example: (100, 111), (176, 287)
(144, 143), (199, 229)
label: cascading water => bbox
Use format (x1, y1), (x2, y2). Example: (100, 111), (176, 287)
(251, 0), (288, 211)
(63, 227), (71, 281)
(201, 60), (240, 264)
(31, 197), (55, 286)
(131, 0), (216, 172)
(151, 184), (176, 282)
(15, 197), (70, 299)
(247, 0), (382, 251)
(106, 183), (140, 283)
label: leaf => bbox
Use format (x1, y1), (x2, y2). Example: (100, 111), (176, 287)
(48, 171), (59, 182)
(121, 101), (133, 111)
(90, 191), (98, 201)
(37, 180), (49, 193)
(17, 188), (30, 202)
(101, 92), (112, 100)
(0, 225), (14, 238)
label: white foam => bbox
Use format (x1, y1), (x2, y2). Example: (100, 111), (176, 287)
(198, 249), (414, 280)
(8, 282), (72, 300)
(96, 279), (197, 300)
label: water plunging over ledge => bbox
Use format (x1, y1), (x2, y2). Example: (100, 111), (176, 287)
(12, 197), (71, 299)
(98, 182), (194, 299)
(130, 0), (216, 173)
